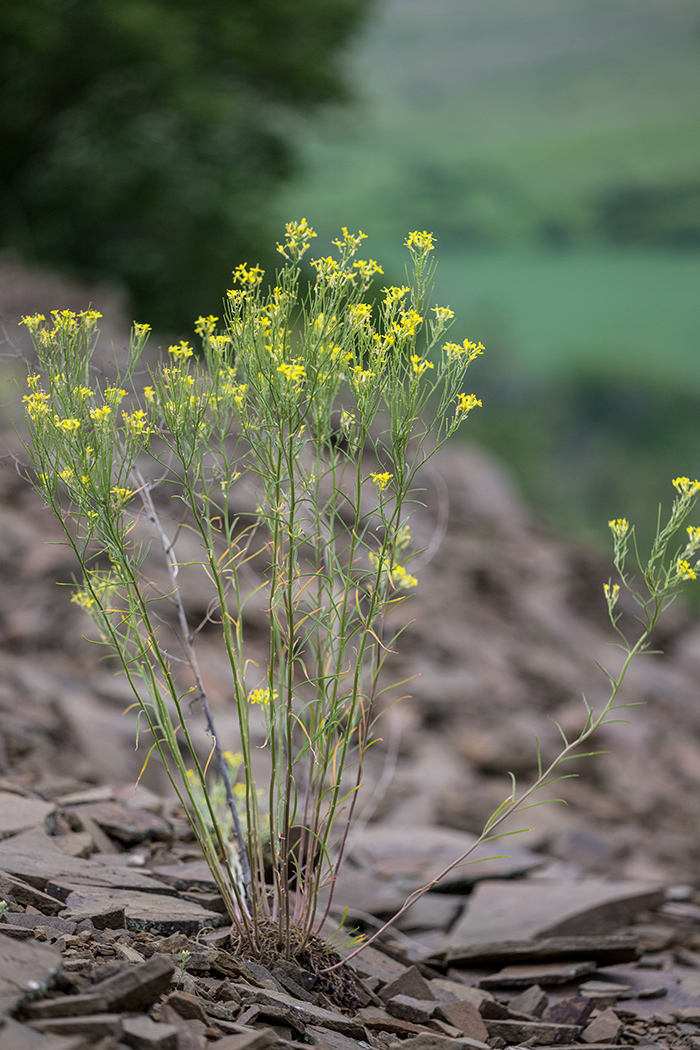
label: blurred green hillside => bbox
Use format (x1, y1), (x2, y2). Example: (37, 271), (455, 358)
(276, 0), (700, 543)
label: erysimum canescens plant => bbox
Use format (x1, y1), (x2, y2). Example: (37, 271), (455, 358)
(18, 222), (700, 973)
(18, 223), (484, 962)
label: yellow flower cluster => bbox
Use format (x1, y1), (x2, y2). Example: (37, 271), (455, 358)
(332, 227), (367, 253)
(353, 259), (384, 281)
(383, 286), (410, 308)
(444, 338), (485, 362)
(432, 305), (455, 325)
(90, 405), (112, 424)
(673, 477), (700, 497)
(277, 362), (306, 385)
(194, 315), (218, 337)
(249, 688), (278, 707)
(54, 417), (81, 433)
(677, 559), (697, 580)
(405, 231), (435, 253)
(169, 341), (194, 360)
(277, 218), (317, 260)
(23, 391), (50, 420)
(456, 393), (482, 416)
(232, 263), (265, 287)
(370, 471), (393, 492)
(410, 355), (434, 377)
(122, 410), (150, 437)
(608, 518), (630, 537)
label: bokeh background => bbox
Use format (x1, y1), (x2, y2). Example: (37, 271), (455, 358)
(3, 0), (700, 547)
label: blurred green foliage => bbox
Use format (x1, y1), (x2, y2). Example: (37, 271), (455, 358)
(0, 0), (373, 327)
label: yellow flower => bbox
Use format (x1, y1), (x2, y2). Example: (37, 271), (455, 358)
(608, 518), (629, 537)
(168, 341), (194, 360)
(382, 286), (410, 308)
(232, 263), (265, 286)
(678, 559), (697, 580)
(194, 315), (218, 337)
(22, 392), (50, 419)
(351, 366), (375, 388)
(687, 526), (700, 546)
(122, 410), (150, 437)
(79, 310), (102, 325)
(405, 230), (435, 253)
(456, 392), (482, 416)
(276, 218), (317, 260)
(332, 227), (367, 253)
(133, 322), (151, 337)
(143, 386), (155, 403)
(410, 354), (434, 376)
(110, 487), (134, 508)
(59, 468), (74, 482)
(311, 256), (345, 285)
(20, 314), (46, 332)
(444, 338), (485, 362)
(54, 417), (81, 432)
(249, 688), (278, 706)
(390, 564), (418, 589)
(346, 303), (373, 329)
(370, 471), (393, 492)
(673, 477), (700, 497)
(104, 386), (127, 405)
(90, 405), (112, 424)
(432, 305), (454, 325)
(353, 259), (384, 281)
(277, 362), (306, 384)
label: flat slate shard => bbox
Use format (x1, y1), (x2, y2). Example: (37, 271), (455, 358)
(478, 960), (597, 988)
(90, 954), (175, 1011)
(0, 831), (178, 897)
(58, 886), (223, 935)
(0, 796), (57, 840)
(245, 989), (367, 1038)
(485, 1018), (582, 1045)
(0, 874), (63, 916)
(0, 931), (61, 1016)
(27, 1014), (123, 1040)
(449, 880), (664, 949)
(446, 933), (640, 968)
(121, 1014), (179, 1050)
(151, 862), (219, 892)
(68, 802), (171, 845)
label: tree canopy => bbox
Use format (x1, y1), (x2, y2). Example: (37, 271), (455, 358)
(0, 0), (374, 326)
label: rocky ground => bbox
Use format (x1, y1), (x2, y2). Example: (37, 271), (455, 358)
(2, 255), (700, 1049)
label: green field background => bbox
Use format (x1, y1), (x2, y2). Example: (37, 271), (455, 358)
(275, 0), (700, 545)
